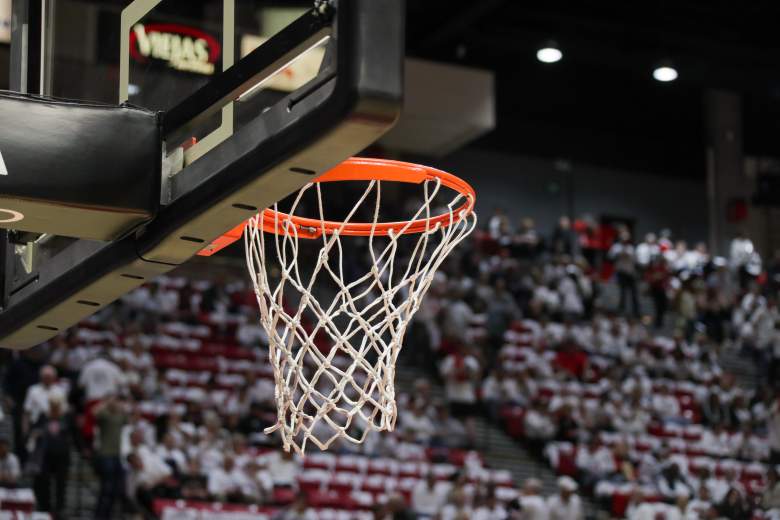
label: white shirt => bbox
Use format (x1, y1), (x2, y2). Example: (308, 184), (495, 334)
(78, 358), (125, 400)
(547, 494), (583, 520)
(411, 480), (450, 516)
(519, 495), (549, 520)
(575, 446), (615, 475)
(440, 504), (473, 520)
(0, 453), (20, 483)
(207, 467), (243, 497)
(440, 355), (480, 404)
(263, 452), (301, 486)
(24, 383), (68, 424)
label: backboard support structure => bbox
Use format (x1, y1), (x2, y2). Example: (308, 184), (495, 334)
(0, 0), (404, 349)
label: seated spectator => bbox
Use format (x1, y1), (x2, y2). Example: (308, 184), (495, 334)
(125, 451), (173, 517)
(439, 489), (472, 520)
(0, 437), (20, 487)
(412, 472), (450, 519)
(430, 402), (469, 449)
(263, 449), (301, 487)
(207, 456), (246, 502)
(472, 484), (506, 520)
(156, 432), (187, 475)
(516, 478), (548, 519)
(575, 436), (615, 489)
(763, 468), (780, 511)
(716, 487), (750, 519)
(547, 476), (583, 520)
(656, 463), (692, 499)
(524, 398), (556, 452)
(400, 399), (436, 444)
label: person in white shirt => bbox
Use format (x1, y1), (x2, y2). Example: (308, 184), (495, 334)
(23, 365), (68, 434)
(440, 345), (481, 444)
(78, 355), (125, 402)
(635, 233), (659, 270)
(575, 437), (615, 487)
(263, 449), (301, 487)
(517, 478), (549, 520)
(439, 489), (473, 520)
(400, 400), (436, 444)
(206, 456), (245, 501)
(125, 450), (172, 516)
(547, 476), (583, 520)
(411, 472), (450, 518)
(0, 438), (20, 486)
(155, 433), (187, 475)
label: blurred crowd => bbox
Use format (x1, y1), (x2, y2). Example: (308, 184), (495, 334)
(0, 207), (777, 520)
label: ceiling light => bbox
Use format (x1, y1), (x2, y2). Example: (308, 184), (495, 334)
(653, 65), (678, 82)
(537, 45), (562, 64)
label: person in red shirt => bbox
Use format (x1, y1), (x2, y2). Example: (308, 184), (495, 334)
(554, 340), (588, 379)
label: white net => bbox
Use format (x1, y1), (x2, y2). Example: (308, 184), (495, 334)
(243, 171), (476, 453)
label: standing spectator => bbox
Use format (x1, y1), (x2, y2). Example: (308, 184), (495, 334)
(730, 230), (759, 289)
(23, 365), (67, 436)
(78, 354), (125, 448)
(93, 395), (128, 520)
(645, 256), (670, 329)
(78, 354), (125, 402)
(609, 230), (640, 317)
(0, 437), (20, 487)
(635, 233), (659, 270)
(29, 398), (71, 519)
(439, 345), (481, 445)
(550, 216), (578, 257)
(547, 476), (583, 520)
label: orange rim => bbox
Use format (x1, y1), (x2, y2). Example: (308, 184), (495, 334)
(198, 158), (476, 256)
(260, 158), (475, 239)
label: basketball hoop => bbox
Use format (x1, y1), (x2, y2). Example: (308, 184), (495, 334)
(243, 158), (476, 452)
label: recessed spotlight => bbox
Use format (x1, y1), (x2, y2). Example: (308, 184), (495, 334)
(537, 46), (562, 64)
(653, 66), (678, 82)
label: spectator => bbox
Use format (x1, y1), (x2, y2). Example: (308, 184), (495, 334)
(277, 492), (317, 520)
(763, 468), (780, 511)
(644, 256), (670, 329)
(125, 451), (172, 518)
(0, 437), (20, 487)
(635, 233), (659, 270)
(716, 487), (750, 519)
(730, 230), (759, 289)
(264, 450), (301, 487)
(550, 216), (578, 257)
(517, 478), (548, 520)
(608, 229), (640, 317)
(439, 489), (472, 520)
(93, 395), (129, 520)
(78, 354), (125, 402)
(656, 463), (691, 499)
(207, 456), (245, 502)
(411, 472), (449, 519)
(575, 436), (615, 489)
(547, 476), (583, 520)
(23, 365), (67, 436)
(440, 344), (481, 444)
(29, 398), (71, 519)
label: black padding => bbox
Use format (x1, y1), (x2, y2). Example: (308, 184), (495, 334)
(0, 91), (161, 240)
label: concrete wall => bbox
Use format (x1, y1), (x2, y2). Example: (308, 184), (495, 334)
(427, 148), (709, 244)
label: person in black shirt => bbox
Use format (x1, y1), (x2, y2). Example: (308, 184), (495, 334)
(29, 398), (71, 519)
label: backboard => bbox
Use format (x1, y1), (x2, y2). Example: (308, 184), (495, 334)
(0, 0), (404, 349)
